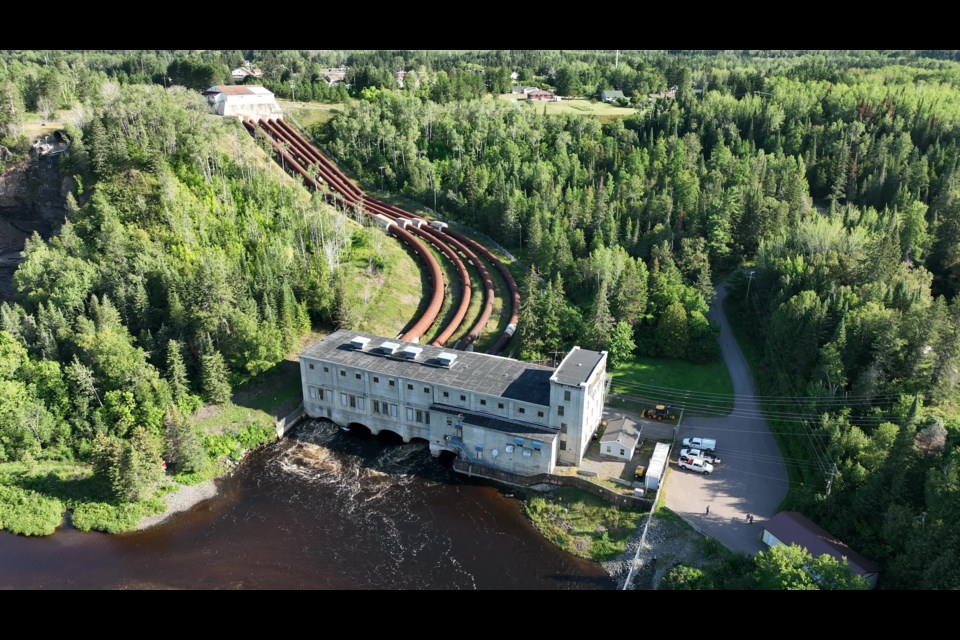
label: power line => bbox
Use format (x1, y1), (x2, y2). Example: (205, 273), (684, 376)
(610, 378), (907, 402)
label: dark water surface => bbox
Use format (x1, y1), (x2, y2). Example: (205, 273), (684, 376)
(0, 421), (612, 589)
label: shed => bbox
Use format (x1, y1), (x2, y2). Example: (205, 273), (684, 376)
(761, 511), (880, 588)
(645, 442), (670, 491)
(599, 416), (639, 462)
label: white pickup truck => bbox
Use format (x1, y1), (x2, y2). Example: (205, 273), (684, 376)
(681, 437), (717, 453)
(680, 448), (721, 464)
(678, 455), (714, 474)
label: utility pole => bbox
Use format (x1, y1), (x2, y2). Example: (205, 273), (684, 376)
(825, 462), (837, 496)
(745, 270), (756, 302)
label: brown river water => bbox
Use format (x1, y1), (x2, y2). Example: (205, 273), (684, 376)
(0, 421), (612, 589)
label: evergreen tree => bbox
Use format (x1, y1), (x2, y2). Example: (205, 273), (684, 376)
(200, 345), (232, 405)
(588, 280), (614, 351)
(655, 302), (689, 358)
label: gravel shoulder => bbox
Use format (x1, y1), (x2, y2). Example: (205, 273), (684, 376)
(136, 480), (218, 531)
(617, 510), (708, 589)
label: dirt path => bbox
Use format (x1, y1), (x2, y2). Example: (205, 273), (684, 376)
(665, 283), (788, 554)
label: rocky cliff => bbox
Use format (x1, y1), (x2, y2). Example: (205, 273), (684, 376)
(0, 151), (72, 300)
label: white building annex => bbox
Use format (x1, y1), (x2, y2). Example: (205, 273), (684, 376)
(300, 330), (607, 476)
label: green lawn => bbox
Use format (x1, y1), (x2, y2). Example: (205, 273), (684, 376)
(277, 100), (345, 128)
(524, 487), (644, 561)
(610, 356), (733, 416)
(496, 94), (638, 121)
(341, 225), (423, 338)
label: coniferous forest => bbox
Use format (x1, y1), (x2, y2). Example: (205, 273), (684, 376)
(1, 50), (960, 587)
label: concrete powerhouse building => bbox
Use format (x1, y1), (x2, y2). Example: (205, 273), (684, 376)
(300, 330), (607, 475)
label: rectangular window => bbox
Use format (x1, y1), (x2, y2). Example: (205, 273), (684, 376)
(357, 398), (364, 411)
(373, 400), (381, 414)
(537, 411), (544, 418)
(349, 395), (356, 409)
(406, 408), (415, 421)
(475, 446), (483, 459)
(390, 404), (398, 418)
(480, 399), (486, 406)
(443, 391), (449, 398)
(559, 440), (567, 451)
(318, 389), (325, 401)
(424, 387), (430, 394)
(309, 386), (318, 399)
(460, 395), (466, 402)
(620, 448), (625, 456)
(561, 423), (568, 433)
(323, 366), (329, 373)
(407, 383), (413, 391)
(425, 413), (430, 425)
(606, 445), (612, 453)
(356, 373), (362, 380)
(340, 392), (348, 406)
(389, 379), (396, 387)
(518, 407), (525, 414)
(309, 363), (314, 370)
(558, 405), (565, 417)
(446, 417), (453, 426)
(498, 403), (504, 410)
(564, 390), (571, 402)
(416, 410), (423, 423)
(373, 376), (380, 384)
(340, 370), (346, 377)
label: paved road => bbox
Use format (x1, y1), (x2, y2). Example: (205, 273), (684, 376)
(665, 283), (788, 554)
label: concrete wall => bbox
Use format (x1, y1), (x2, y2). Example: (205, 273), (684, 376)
(601, 440), (633, 462)
(459, 423), (556, 475)
(551, 350), (607, 467)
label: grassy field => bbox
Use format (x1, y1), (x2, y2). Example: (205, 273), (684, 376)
(277, 100), (345, 128)
(524, 487), (644, 561)
(372, 191), (517, 353)
(610, 356), (734, 416)
(496, 94), (638, 121)
(340, 225), (423, 338)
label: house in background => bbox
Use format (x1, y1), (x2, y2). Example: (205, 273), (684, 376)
(511, 85), (539, 95)
(599, 416), (639, 461)
(648, 85), (679, 100)
(231, 63), (263, 82)
(761, 511), (880, 588)
(601, 89), (625, 103)
(320, 67), (348, 86)
(528, 90), (560, 102)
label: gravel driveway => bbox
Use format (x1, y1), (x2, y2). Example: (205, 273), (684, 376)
(665, 284), (788, 555)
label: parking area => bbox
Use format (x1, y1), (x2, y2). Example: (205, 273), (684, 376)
(662, 284), (788, 555)
(553, 410), (676, 495)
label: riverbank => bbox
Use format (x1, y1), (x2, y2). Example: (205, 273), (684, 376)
(136, 479), (219, 531)
(523, 487), (645, 565)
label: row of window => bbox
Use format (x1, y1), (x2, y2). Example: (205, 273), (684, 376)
(372, 400), (398, 418)
(406, 407), (430, 425)
(310, 386), (432, 425)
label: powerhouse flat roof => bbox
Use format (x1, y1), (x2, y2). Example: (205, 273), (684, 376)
(302, 329), (555, 406)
